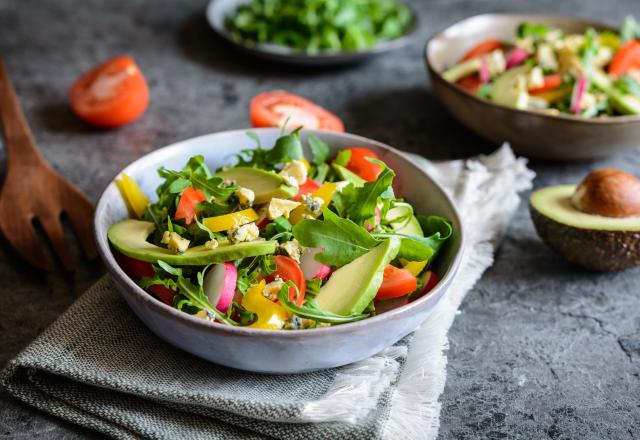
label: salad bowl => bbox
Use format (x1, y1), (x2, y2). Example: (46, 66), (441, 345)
(426, 14), (640, 160)
(94, 128), (463, 373)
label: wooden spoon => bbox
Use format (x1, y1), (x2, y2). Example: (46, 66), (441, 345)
(0, 58), (97, 271)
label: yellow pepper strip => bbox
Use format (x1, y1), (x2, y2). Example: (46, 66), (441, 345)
(116, 173), (150, 218)
(401, 259), (428, 277)
(300, 158), (311, 171)
(290, 182), (338, 224)
(534, 85), (572, 104)
(242, 280), (287, 330)
(203, 208), (259, 232)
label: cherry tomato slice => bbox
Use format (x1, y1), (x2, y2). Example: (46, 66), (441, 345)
(376, 265), (418, 299)
(267, 255), (306, 306)
(345, 147), (383, 182)
(529, 74), (563, 94)
(294, 178), (321, 201)
(609, 40), (640, 77)
(114, 252), (175, 305)
(250, 91), (344, 132)
(461, 39), (506, 61)
(457, 75), (482, 94)
(174, 186), (207, 225)
(69, 55), (149, 128)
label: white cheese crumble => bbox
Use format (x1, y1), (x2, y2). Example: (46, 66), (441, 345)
(161, 231), (190, 254)
(267, 198), (301, 220)
(279, 160), (307, 187)
(235, 187), (255, 207)
(227, 223), (259, 243)
(204, 239), (219, 250)
(527, 67), (545, 89)
(280, 239), (303, 263)
(301, 195), (325, 216)
(263, 278), (284, 301)
(537, 44), (558, 71)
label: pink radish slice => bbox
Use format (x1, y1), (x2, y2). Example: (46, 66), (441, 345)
(203, 262), (237, 313)
(570, 76), (589, 114)
(300, 248), (331, 280)
(414, 270), (440, 300)
(506, 47), (528, 69)
(375, 296), (409, 315)
(479, 57), (491, 83)
(365, 207), (381, 232)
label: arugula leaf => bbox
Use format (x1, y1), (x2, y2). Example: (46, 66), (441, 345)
(278, 281), (369, 324)
(265, 128), (304, 164)
(308, 134), (330, 165)
(517, 22), (549, 39)
(226, 301), (256, 326)
(292, 208), (377, 267)
(621, 16), (640, 43)
(333, 149), (351, 167)
(313, 163), (330, 182)
(614, 76), (640, 97)
(261, 215), (293, 242)
(305, 278), (322, 295)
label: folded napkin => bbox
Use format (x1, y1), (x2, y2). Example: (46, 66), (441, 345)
(2, 145), (534, 440)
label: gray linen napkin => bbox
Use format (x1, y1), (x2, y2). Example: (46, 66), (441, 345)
(1, 147), (534, 440)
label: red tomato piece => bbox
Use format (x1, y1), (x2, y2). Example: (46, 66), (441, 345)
(114, 252), (176, 305)
(69, 55), (149, 128)
(174, 187), (207, 225)
(267, 255), (306, 307)
(461, 39), (506, 62)
(529, 74), (563, 94)
(345, 147), (383, 182)
(456, 75), (482, 94)
(294, 178), (321, 201)
(376, 265), (418, 299)
(609, 40), (640, 77)
(250, 91), (344, 132)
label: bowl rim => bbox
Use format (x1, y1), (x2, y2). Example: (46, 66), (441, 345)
(424, 12), (640, 125)
(94, 128), (464, 338)
(205, 0), (419, 61)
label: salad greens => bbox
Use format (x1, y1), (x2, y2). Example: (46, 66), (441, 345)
(110, 130), (453, 330)
(443, 16), (640, 118)
(225, 0), (414, 54)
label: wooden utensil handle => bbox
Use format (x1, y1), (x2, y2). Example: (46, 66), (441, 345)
(0, 58), (45, 166)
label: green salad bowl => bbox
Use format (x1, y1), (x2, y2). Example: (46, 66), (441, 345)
(94, 128), (463, 373)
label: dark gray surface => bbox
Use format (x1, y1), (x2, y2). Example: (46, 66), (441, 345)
(0, 0), (638, 438)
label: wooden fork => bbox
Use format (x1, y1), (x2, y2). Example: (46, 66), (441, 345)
(0, 58), (97, 271)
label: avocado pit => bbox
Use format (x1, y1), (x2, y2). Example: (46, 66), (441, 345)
(530, 169), (640, 272)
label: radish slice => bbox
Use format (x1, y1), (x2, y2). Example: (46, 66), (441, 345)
(570, 76), (589, 114)
(479, 57), (491, 83)
(414, 270), (440, 300)
(365, 207), (381, 232)
(506, 47), (528, 69)
(300, 248), (331, 280)
(203, 262), (237, 313)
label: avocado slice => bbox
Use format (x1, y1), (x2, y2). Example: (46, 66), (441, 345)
(386, 204), (424, 236)
(331, 163), (366, 187)
(530, 185), (640, 271)
(108, 219), (276, 266)
(215, 167), (297, 204)
(491, 65), (530, 110)
(316, 238), (400, 315)
(590, 68), (640, 115)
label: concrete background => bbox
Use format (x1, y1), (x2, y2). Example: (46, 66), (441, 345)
(0, 0), (639, 438)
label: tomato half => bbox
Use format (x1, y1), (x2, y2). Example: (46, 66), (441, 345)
(114, 252), (176, 305)
(294, 178), (321, 201)
(529, 74), (563, 94)
(268, 255), (306, 306)
(609, 40), (640, 77)
(250, 91), (344, 132)
(345, 147), (383, 182)
(461, 39), (506, 62)
(70, 55), (149, 128)
(376, 265), (418, 299)
(174, 187), (207, 225)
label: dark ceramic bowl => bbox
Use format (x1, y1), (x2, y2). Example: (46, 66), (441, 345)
(94, 128), (463, 373)
(206, 0), (418, 66)
(425, 13), (640, 160)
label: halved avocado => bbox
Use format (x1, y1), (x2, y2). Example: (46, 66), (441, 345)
(108, 219), (276, 266)
(530, 185), (640, 271)
(215, 167), (297, 204)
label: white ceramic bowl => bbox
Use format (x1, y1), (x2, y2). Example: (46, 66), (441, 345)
(94, 128), (463, 373)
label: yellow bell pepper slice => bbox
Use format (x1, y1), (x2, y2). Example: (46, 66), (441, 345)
(401, 259), (428, 277)
(300, 158), (311, 171)
(290, 182), (338, 224)
(116, 173), (150, 219)
(242, 280), (287, 330)
(203, 208), (259, 232)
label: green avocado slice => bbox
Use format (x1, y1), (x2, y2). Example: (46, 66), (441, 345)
(316, 238), (400, 316)
(216, 167), (297, 204)
(331, 163), (366, 187)
(108, 219), (276, 266)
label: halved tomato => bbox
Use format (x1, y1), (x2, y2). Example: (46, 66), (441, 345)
(114, 252), (176, 305)
(609, 40), (640, 77)
(294, 178), (321, 201)
(267, 255), (306, 306)
(250, 91), (344, 132)
(345, 147), (383, 182)
(376, 265), (418, 299)
(461, 39), (506, 61)
(174, 187), (207, 225)
(70, 55), (149, 128)
(529, 74), (563, 94)
(457, 75), (482, 94)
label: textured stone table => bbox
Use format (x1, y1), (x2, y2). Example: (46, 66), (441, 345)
(1, 0), (639, 438)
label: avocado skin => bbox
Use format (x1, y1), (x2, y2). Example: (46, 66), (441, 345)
(530, 206), (640, 272)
